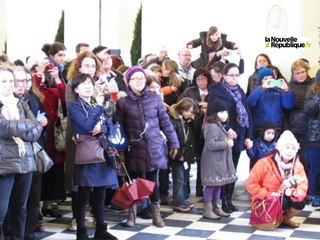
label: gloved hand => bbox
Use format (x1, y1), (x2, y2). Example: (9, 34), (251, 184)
(285, 188), (292, 196)
(283, 176), (298, 188)
(292, 189), (302, 198)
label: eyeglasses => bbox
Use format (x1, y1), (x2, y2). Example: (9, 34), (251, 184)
(196, 76), (207, 82)
(130, 77), (145, 81)
(16, 79), (27, 84)
(226, 74), (240, 78)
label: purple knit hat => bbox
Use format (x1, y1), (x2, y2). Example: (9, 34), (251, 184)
(126, 66), (146, 82)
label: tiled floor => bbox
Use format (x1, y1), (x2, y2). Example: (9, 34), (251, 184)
(34, 154), (320, 240)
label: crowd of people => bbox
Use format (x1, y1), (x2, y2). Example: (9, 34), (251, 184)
(0, 24), (320, 239)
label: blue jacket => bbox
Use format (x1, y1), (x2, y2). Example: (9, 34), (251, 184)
(68, 97), (118, 188)
(247, 87), (294, 128)
(68, 98), (106, 135)
(246, 138), (276, 169)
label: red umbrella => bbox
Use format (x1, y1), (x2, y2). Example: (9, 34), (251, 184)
(135, 177), (156, 199)
(111, 163), (156, 209)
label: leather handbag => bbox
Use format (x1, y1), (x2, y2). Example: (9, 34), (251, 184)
(106, 116), (129, 151)
(249, 195), (283, 230)
(74, 135), (105, 164)
(33, 142), (54, 173)
(54, 100), (67, 151)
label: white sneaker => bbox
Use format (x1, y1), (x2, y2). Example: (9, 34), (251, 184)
(68, 218), (77, 231)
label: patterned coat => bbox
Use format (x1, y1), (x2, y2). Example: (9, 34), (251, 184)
(116, 87), (179, 172)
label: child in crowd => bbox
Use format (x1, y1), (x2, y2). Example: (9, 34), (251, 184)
(169, 97), (198, 212)
(247, 66), (294, 139)
(201, 99), (238, 219)
(247, 130), (307, 228)
(246, 121), (277, 170)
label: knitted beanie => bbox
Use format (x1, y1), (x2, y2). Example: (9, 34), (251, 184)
(258, 67), (275, 82)
(208, 98), (228, 115)
(126, 66), (146, 82)
(275, 130), (300, 152)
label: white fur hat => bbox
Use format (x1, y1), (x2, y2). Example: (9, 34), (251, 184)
(276, 130), (300, 151)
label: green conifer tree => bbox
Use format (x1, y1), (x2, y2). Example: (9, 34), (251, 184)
(130, 5), (141, 66)
(55, 11), (64, 43)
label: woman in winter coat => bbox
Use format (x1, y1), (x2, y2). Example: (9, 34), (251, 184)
(180, 67), (213, 197)
(288, 59), (314, 171)
(303, 81), (320, 206)
(68, 73), (118, 240)
(187, 26), (238, 69)
(116, 66), (179, 228)
(207, 63), (253, 213)
(64, 51), (101, 231)
(33, 59), (67, 218)
(246, 53), (272, 96)
(0, 65), (42, 239)
(161, 59), (186, 107)
(13, 66), (48, 239)
(247, 130), (308, 228)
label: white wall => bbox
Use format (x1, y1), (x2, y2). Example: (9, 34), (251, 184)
(0, 0), (6, 53)
(2, 0), (319, 87)
(64, 0), (141, 64)
(3, 0), (141, 65)
(5, 0), (64, 62)
(142, 0), (320, 90)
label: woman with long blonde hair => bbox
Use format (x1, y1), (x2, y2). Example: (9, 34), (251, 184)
(161, 59), (185, 106)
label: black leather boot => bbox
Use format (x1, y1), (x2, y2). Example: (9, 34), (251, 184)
(93, 224), (118, 240)
(76, 227), (90, 240)
(227, 195), (239, 212)
(221, 196), (232, 213)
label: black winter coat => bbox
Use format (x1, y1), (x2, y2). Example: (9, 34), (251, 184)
(0, 98), (43, 175)
(304, 89), (320, 147)
(207, 82), (253, 153)
(288, 76), (314, 134)
(187, 31), (235, 69)
(170, 116), (200, 164)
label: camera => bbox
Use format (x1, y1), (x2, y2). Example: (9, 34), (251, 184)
(109, 49), (121, 55)
(268, 79), (282, 87)
(45, 62), (55, 71)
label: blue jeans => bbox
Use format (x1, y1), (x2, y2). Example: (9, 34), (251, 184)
(170, 161), (187, 206)
(0, 172), (33, 239)
(306, 147), (320, 196)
